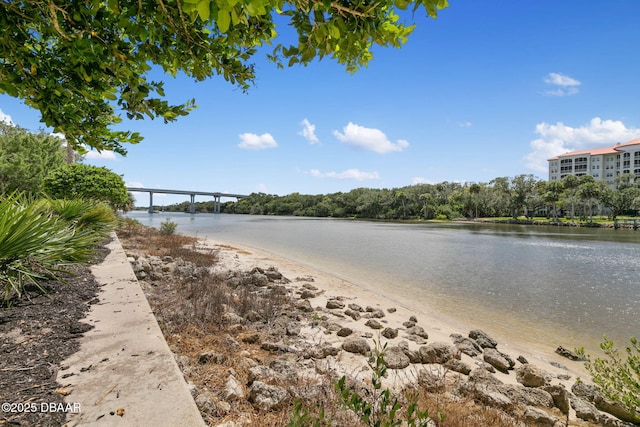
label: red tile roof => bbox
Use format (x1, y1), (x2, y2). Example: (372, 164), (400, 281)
(548, 138), (640, 161)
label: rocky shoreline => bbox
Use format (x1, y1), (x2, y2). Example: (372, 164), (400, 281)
(125, 238), (637, 427)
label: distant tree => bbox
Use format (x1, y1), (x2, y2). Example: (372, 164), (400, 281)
(562, 175), (581, 221)
(1, 0), (448, 155)
(576, 178), (602, 222)
(0, 122), (65, 195)
(469, 183), (481, 218)
(544, 181), (564, 221)
(600, 173), (640, 220)
(43, 164), (129, 210)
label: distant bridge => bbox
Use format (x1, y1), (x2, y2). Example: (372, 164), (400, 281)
(127, 187), (248, 214)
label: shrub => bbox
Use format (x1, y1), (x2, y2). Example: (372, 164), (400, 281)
(581, 336), (640, 423)
(43, 163), (129, 209)
(0, 193), (98, 303)
(335, 340), (431, 427)
(159, 218), (178, 235)
(44, 198), (116, 239)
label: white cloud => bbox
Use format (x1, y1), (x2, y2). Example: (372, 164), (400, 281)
(543, 72), (581, 96)
(412, 177), (436, 185)
(84, 150), (117, 160)
(238, 133), (278, 150)
(524, 117), (640, 173)
(0, 109), (13, 126)
(126, 181), (146, 188)
(298, 118), (319, 144)
(458, 121), (473, 128)
(333, 122), (409, 154)
(256, 183), (268, 193)
(309, 168), (380, 181)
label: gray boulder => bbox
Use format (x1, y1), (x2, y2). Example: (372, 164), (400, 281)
(469, 329), (498, 349)
(342, 337), (371, 355)
(516, 364), (550, 387)
(249, 381), (289, 411)
(383, 346), (411, 369)
(419, 342), (457, 364)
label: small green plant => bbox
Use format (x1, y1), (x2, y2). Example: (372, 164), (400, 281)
(288, 398), (329, 427)
(159, 217), (178, 235)
(335, 340), (431, 427)
(579, 336), (640, 423)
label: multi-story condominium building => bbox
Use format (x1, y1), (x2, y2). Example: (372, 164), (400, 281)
(548, 138), (640, 187)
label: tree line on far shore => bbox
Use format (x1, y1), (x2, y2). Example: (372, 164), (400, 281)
(160, 173), (640, 221)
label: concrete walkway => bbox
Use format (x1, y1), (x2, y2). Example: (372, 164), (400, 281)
(57, 235), (205, 426)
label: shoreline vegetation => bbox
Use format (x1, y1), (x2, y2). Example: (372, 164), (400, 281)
(146, 173), (640, 228)
(116, 219), (638, 426)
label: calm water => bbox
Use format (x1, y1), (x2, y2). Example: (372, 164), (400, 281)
(126, 212), (640, 352)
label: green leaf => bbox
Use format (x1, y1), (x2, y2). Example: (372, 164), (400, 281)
(217, 9), (231, 32)
(196, 0), (211, 20)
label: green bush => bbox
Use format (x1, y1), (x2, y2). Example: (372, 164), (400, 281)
(0, 193), (99, 303)
(581, 336), (640, 423)
(159, 218), (178, 235)
(43, 163), (129, 209)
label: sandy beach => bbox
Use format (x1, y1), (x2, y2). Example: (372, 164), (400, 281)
(202, 237), (591, 389)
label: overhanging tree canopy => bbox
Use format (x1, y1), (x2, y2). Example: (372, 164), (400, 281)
(0, 0), (448, 155)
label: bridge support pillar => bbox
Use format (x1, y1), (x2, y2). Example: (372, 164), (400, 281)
(189, 194), (196, 214)
(148, 192), (154, 213)
(214, 195), (221, 213)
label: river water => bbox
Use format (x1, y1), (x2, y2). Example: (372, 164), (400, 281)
(126, 212), (640, 353)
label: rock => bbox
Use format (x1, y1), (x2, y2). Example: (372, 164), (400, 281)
(300, 289), (316, 299)
(573, 382), (639, 423)
(555, 345), (585, 361)
(468, 367), (504, 386)
(337, 327), (353, 337)
(296, 299), (313, 312)
(365, 307), (385, 318)
(224, 375), (244, 401)
(403, 320), (416, 328)
(365, 319), (383, 329)
(523, 407), (559, 427)
(419, 342), (457, 364)
(516, 364), (549, 387)
(517, 355), (529, 364)
(451, 334), (482, 357)
(264, 268), (284, 281)
(542, 385), (570, 415)
(344, 309), (361, 321)
(383, 347), (411, 369)
(409, 316), (418, 322)
(195, 392), (217, 416)
(348, 303), (363, 312)
(387, 307), (397, 313)
(469, 329), (498, 349)
(509, 386), (554, 408)
(260, 341), (294, 353)
(239, 332), (261, 344)
(326, 299), (345, 309)
(381, 327), (398, 339)
(342, 337), (371, 355)
(286, 322), (301, 336)
(198, 350), (227, 365)
(248, 365), (277, 385)
(483, 348), (511, 373)
(445, 358), (472, 375)
(249, 381), (289, 412)
(570, 395), (600, 423)
(303, 343), (339, 359)
(405, 325), (429, 339)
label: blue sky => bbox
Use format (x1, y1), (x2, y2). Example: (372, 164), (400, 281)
(3, 1), (640, 206)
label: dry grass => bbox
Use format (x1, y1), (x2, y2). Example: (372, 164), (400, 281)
(117, 219), (603, 427)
